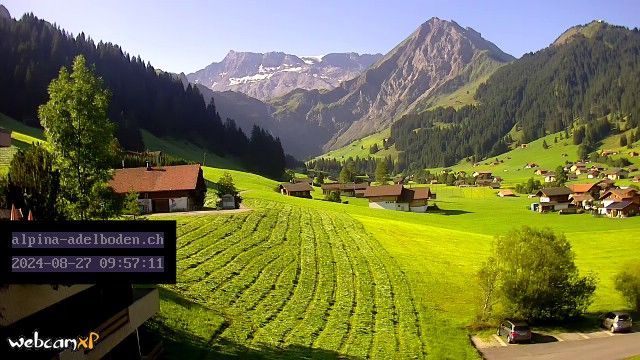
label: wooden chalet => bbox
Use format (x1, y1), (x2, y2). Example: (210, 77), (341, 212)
(321, 182), (369, 197)
(497, 189), (516, 197)
(544, 172), (557, 183)
(109, 164), (206, 214)
(605, 168), (628, 180)
(279, 182), (313, 198)
(569, 183), (601, 198)
(604, 201), (639, 218)
(363, 184), (432, 212)
(535, 186), (572, 212)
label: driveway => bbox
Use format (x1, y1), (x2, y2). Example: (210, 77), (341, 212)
(477, 331), (640, 360)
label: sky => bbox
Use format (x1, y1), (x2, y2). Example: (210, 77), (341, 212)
(2, 0), (639, 74)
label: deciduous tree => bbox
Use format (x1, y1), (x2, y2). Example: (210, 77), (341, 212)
(38, 55), (118, 219)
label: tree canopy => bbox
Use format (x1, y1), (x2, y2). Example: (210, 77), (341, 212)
(477, 226), (596, 321)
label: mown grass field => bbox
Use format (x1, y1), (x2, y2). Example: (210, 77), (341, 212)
(150, 166), (640, 359)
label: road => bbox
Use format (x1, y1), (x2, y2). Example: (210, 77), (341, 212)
(480, 332), (640, 360)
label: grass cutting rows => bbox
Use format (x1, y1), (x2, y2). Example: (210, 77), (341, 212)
(159, 202), (426, 359)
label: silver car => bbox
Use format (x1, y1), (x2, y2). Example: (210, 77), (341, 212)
(601, 312), (633, 333)
(497, 319), (532, 343)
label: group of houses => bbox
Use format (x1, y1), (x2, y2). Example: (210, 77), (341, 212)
(532, 180), (640, 218)
(532, 161), (636, 183)
(278, 179), (436, 212)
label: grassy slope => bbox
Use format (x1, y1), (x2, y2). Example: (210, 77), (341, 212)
(311, 129), (398, 161)
(430, 130), (640, 187)
(140, 130), (245, 170)
(151, 165), (640, 358)
(0, 113), (245, 171)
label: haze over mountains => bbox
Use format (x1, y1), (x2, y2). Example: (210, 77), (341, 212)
(187, 51), (382, 101)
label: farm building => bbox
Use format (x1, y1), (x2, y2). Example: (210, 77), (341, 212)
(109, 164), (206, 214)
(497, 189), (516, 197)
(363, 184), (432, 212)
(600, 188), (640, 206)
(587, 170), (600, 179)
(544, 172), (557, 183)
(535, 186), (572, 212)
(633, 175), (640, 183)
(292, 177), (313, 184)
(569, 193), (594, 209)
(570, 163), (587, 173)
(0, 128), (11, 147)
(279, 182), (312, 198)
(535, 169), (549, 176)
(321, 182), (369, 197)
(604, 201), (639, 218)
(524, 162), (539, 169)
(473, 171), (492, 179)
(605, 168), (628, 180)
(629, 151), (639, 157)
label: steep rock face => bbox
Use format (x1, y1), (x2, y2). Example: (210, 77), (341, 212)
(270, 17), (514, 155)
(187, 51), (382, 101)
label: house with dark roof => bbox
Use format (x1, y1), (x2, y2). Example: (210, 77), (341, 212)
(363, 185), (432, 212)
(604, 200), (639, 218)
(605, 168), (628, 180)
(109, 164), (206, 213)
(0, 127), (11, 147)
(279, 182), (313, 198)
(321, 182), (369, 197)
(535, 186), (572, 212)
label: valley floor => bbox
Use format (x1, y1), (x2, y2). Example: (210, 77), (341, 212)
(148, 167), (640, 359)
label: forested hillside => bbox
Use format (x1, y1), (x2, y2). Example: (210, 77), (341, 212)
(0, 13), (285, 177)
(391, 22), (640, 170)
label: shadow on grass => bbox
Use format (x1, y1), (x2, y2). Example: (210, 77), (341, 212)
(428, 207), (473, 216)
(144, 320), (361, 360)
(146, 288), (361, 359)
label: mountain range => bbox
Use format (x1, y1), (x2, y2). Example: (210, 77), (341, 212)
(187, 51), (382, 101)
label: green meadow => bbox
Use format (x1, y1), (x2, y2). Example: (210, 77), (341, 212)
(151, 166), (640, 359)
(2, 114), (639, 358)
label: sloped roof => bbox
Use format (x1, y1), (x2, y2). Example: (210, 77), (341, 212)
(363, 184), (404, 197)
(536, 186), (572, 197)
(498, 189), (516, 196)
(570, 193), (594, 202)
(109, 164), (201, 194)
(569, 183), (598, 193)
(406, 187), (431, 201)
(600, 188), (637, 200)
(280, 182), (313, 192)
(605, 200), (635, 210)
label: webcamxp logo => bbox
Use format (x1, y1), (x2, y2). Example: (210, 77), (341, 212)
(7, 331), (100, 351)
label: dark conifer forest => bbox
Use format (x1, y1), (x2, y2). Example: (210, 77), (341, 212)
(0, 13), (286, 178)
(391, 23), (640, 170)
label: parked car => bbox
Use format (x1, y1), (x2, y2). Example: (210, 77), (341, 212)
(497, 319), (532, 343)
(601, 312), (633, 333)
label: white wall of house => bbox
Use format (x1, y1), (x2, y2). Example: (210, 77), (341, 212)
(137, 198), (152, 214)
(369, 201), (410, 211)
(603, 199), (616, 208)
(169, 197), (188, 212)
(409, 205), (428, 212)
(540, 196), (551, 203)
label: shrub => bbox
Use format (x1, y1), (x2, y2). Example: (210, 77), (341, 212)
(477, 226), (596, 321)
(614, 262), (640, 312)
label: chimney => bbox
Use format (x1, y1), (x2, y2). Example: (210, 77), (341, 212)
(146, 160), (151, 171)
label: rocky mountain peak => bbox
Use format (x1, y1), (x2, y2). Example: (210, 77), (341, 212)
(187, 51), (382, 101)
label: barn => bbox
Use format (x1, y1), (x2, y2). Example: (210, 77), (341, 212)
(109, 164), (206, 213)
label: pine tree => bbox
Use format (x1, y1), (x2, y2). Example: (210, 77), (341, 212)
(542, 139), (549, 149)
(375, 160), (388, 184)
(620, 134), (628, 147)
